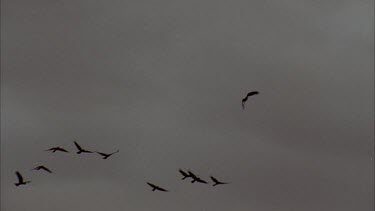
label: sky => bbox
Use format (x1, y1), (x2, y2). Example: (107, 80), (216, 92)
(1, 0), (374, 210)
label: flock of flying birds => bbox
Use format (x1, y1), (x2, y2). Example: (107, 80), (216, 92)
(14, 141), (119, 186)
(14, 91), (259, 192)
(146, 169), (229, 192)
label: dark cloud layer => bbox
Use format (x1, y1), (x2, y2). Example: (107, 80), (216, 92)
(1, 0), (373, 210)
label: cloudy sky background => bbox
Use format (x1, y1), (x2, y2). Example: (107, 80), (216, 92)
(1, 0), (374, 210)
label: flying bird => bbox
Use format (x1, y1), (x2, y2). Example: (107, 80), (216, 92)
(241, 91), (259, 109)
(95, 150), (119, 159)
(187, 170), (197, 178)
(147, 182), (168, 192)
(192, 177), (208, 184)
(178, 169), (192, 180)
(210, 176), (228, 186)
(14, 171), (31, 186)
(32, 165), (53, 173)
(46, 147), (69, 153)
(74, 141), (93, 154)
(188, 171), (208, 184)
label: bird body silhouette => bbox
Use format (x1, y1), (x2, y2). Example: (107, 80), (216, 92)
(178, 169), (192, 180)
(193, 177), (208, 184)
(74, 141), (93, 154)
(187, 170), (196, 178)
(210, 176), (228, 186)
(95, 150), (119, 159)
(46, 147), (69, 153)
(14, 171), (31, 186)
(32, 165), (53, 173)
(188, 171), (208, 184)
(147, 182), (168, 192)
(242, 91), (259, 109)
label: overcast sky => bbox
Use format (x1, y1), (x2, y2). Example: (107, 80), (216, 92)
(1, 0), (374, 210)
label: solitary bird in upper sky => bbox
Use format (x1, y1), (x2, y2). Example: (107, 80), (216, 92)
(147, 182), (168, 192)
(242, 91), (259, 109)
(32, 165), (53, 173)
(46, 147), (69, 153)
(188, 171), (208, 184)
(178, 169), (192, 180)
(74, 141), (93, 154)
(210, 176), (228, 186)
(14, 171), (31, 186)
(95, 150), (119, 159)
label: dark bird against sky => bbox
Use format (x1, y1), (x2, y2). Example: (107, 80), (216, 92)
(46, 147), (69, 153)
(188, 171), (208, 184)
(241, 91), (259, 109)
(178, 169), (192, 180)
(192, 176), (208, 184)
(95, 149), (119, 159)
(187, 170), (197, 178)
(14, 171), (31, 186)
(74, 141), (93, 154)
(147, 182), (168, 192)
(210, 176), (228, 186)
(32, 165), (53, 173)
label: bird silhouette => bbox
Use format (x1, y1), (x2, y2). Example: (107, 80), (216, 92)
(187, 170), (197, 178)
(210, 176), (228, 186)
(32, 165), (52, 173)
(193, 177), (208, 184)
(242, 91), (259, 109)
(95, 150), (119, 159)
(74, 141), (93, 154)
(178, 169), (192, 180)
(46, 147), (69, 153)
(14, 171), (31, 186)
(147, 182), (168, 192)
(188, 171), (208, 184)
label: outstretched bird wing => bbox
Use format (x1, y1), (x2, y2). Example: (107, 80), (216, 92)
(95, 151), (108, 156)
(242, 91), (259, 109)
(147, 183), (168, 192)
(74, 141), (83, 151)
(156, 186), (168, 192)
(46, 147), (68, 152)
(15, 171), (24, 182)
(57, 147), (69, 152)
(210, 176), (228, 185)
(40, 166), (52, 173)
(246, 91), (259, 97)
(147, 182), (157, 189)
(188, 170), (197, 178)
(179, 169), (188, 177)
(197, 178), (208, 184)
(210, 176), (219, 183)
